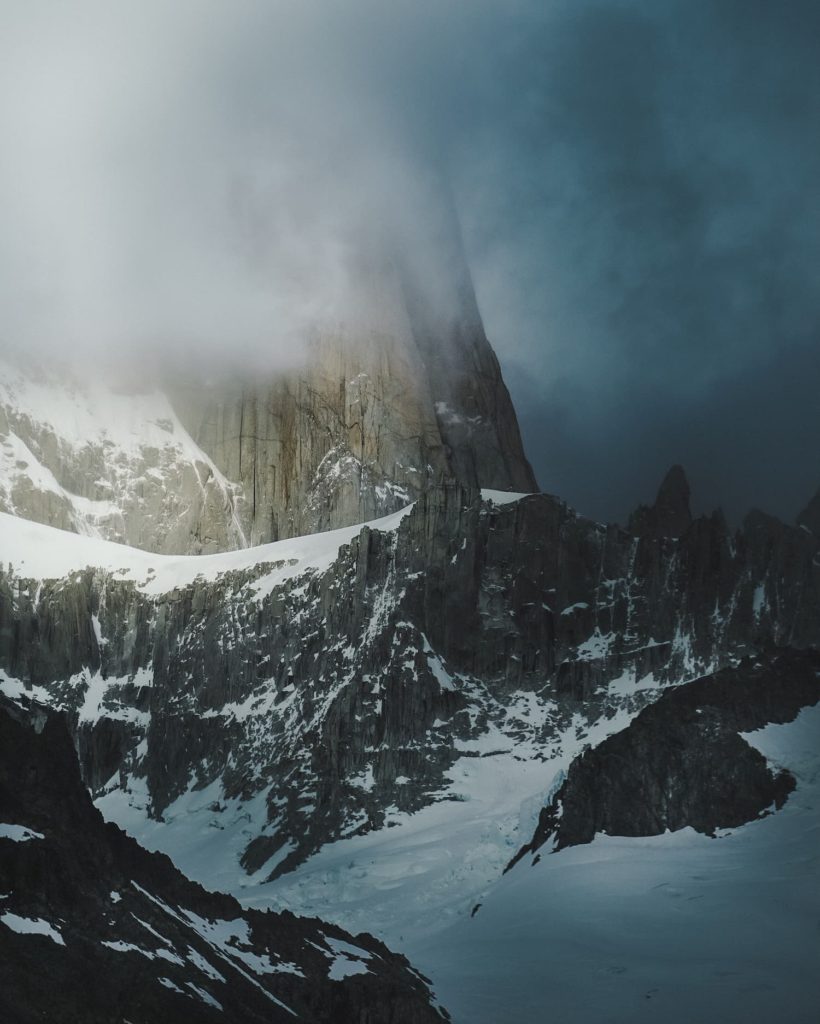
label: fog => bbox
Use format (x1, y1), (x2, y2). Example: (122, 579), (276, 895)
(0, 1), (478, 373)
(2, 1), (818, 521)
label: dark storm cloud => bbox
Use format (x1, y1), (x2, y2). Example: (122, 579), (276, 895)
(1, 1), (817, 520)
(455, 0), (820, 523)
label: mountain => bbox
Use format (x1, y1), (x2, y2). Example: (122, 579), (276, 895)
(2, 304), (819, 1022)
(1, 468), (818, 887)
(2, 472), (818, 1021)
(0, 694), (447, 1023)
(169, 267), (536, 545)
(0, 361), (248, 555)
(0, 257), (534, 555)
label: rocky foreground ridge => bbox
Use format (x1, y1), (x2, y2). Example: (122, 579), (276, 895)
(0, 694), (447, 1024)
(1, 468), (818, 882)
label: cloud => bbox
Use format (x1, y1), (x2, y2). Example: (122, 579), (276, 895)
(0, 1), (488, 372)
(1, 1), (817, 520)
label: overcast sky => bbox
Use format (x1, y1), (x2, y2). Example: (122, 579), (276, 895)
(454, 0), (820, 525)
(2, 1), (818, 524)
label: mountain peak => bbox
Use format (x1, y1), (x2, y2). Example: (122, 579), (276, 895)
(797, 485), (820, 536)
(628, 464), (692, 537)
(0, 243), (535, 554)
(654, 463), (692, 534)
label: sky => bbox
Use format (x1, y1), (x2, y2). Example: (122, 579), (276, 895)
(1, 1), (818, 524)
(454, 0), (820, 525)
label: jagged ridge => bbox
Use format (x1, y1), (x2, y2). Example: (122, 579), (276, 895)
(1, 470), (818, 885)
(0, 694), (447, 1024)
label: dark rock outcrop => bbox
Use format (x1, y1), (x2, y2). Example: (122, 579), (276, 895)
(0, 696), (448, 1024)
(797, 485), (820, 537)
(627, 464), (692, 538)
(508, 648), (820, 868)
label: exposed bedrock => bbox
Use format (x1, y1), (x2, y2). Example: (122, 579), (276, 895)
(508, 648), (820, 869)
(0, 472), (818, 876)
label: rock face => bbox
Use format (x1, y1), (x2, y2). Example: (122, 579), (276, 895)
(171, 272), (536, 545)
(508, 648), (820, 868)
(0, 255), (535, 554)
(0, 470), (818, 882)
(0, 695), (448, 1024)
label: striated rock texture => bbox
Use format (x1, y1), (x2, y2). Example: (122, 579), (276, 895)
(0, 696), (448, 1024)
(0, 469), (818, 883)
(171, 251), (536, 546)
(0, 255), (535, 553)
(507, 648), (820, 867)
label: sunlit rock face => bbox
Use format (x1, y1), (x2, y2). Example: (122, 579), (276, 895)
(0, 242), (535, 553)
(171, 275), (535, 545)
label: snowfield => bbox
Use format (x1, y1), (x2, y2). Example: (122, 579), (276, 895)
(1, 912), (65, 946)
(0, 823), (44, 843)
(98, 699), (820, 1023)
(405, 705), (820, 1024)
(0, 504), (413, 596)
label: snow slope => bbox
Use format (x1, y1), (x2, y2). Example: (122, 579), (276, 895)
(0, 505), (412, 597)
(402, 705), (820, 1024)
(0, 359), (247, 553)
(100, 689), (820, 1023)
(91, 670), (648, 946)
(479, 488), (533, 506)
(250, 702), (638, 941)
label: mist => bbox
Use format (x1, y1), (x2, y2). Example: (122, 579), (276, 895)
(2, 1), (818, 522)
(0, 1), (478, 374)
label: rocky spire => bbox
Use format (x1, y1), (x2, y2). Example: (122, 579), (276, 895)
(628, 464), (692, 538)
(797, 485), (820, 536)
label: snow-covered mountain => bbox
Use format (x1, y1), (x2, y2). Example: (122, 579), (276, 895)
(2, 456), (820, 1014)
(2, 303), (819, 1020)
(0, 360), (247, 554)
(2, 473), (816, 879)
